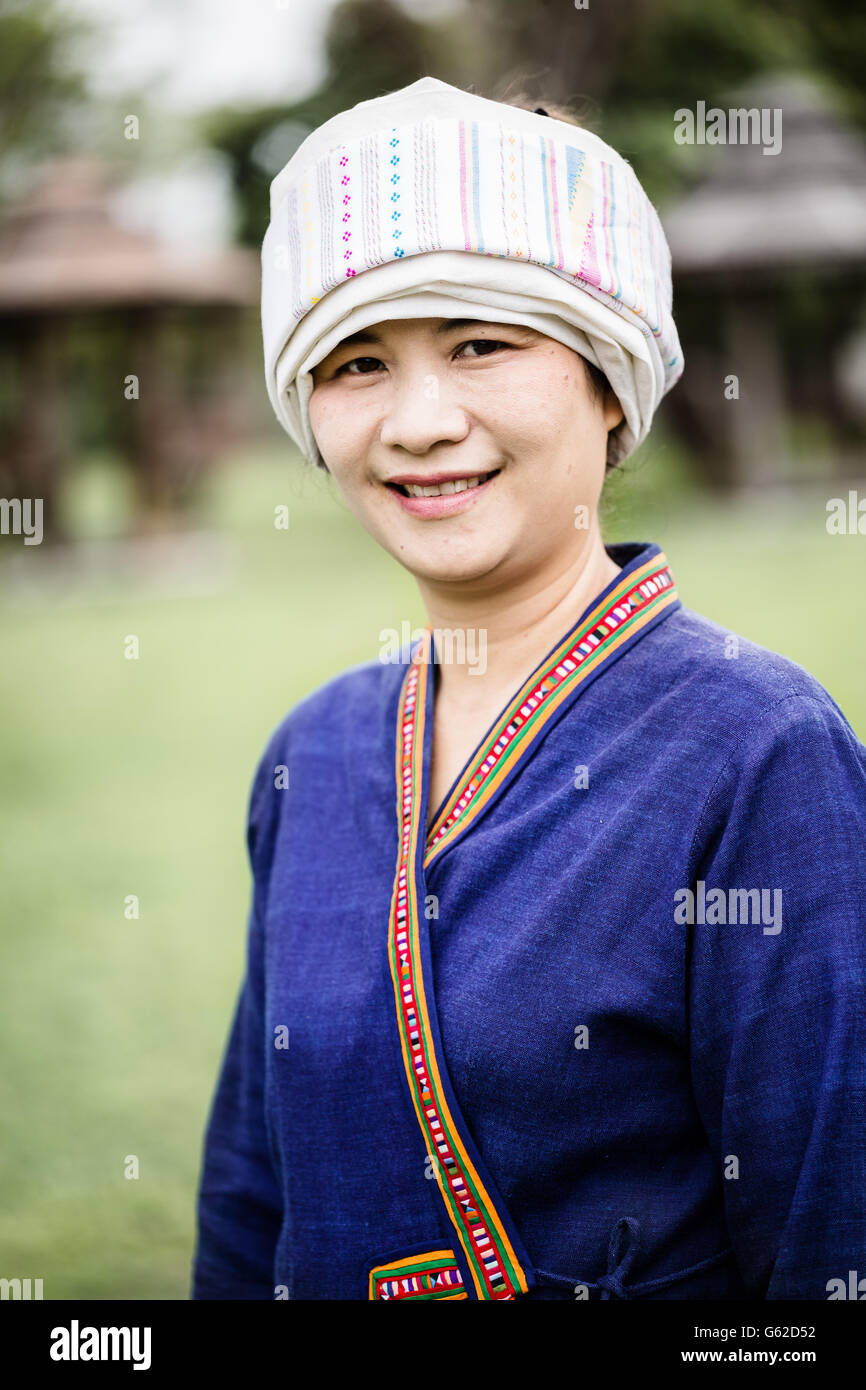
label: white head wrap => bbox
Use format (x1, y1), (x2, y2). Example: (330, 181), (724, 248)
(261, 76), (683, 467)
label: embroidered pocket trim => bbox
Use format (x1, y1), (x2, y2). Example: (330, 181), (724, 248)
(369, 1249), (468, 1301)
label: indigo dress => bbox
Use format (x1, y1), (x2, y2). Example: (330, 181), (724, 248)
(192, 540), (866, 1300)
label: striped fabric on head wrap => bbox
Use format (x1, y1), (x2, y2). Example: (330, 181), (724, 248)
(261, 76), (684, 468)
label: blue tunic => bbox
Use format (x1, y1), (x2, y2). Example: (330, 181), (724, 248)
(191, 540), (866, 1300)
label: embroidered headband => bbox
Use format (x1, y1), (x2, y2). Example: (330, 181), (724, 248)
(261, 76), (684, 467)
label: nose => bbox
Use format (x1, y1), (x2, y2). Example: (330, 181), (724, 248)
(378, 368), (470, 454)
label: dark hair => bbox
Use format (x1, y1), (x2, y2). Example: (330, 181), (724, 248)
(583, 357), (610, 405)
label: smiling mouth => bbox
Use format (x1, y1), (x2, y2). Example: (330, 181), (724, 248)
(387, 469), (501, 498)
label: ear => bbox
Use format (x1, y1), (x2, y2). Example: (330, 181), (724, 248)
(602, 390), (624, 433)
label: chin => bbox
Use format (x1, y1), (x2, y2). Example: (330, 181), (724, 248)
(403, 548), (507, 586)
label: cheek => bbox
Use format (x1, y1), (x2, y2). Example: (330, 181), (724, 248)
(307, 391), (337, 449)
(481, 359), (594, 450)
(308, 390), (368, 472)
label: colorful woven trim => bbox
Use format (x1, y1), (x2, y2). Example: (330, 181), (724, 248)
(388, 645), (531, 1300)
(425, 555), (677, 862)
(369, 1250), (467, 1301)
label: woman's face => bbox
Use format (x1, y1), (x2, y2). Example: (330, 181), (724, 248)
(307, 317), (623, 588)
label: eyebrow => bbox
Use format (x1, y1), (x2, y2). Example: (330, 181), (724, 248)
(333, 329), (381, 349)
(332, 319), (516, 349)
(433, 318), (500, 334)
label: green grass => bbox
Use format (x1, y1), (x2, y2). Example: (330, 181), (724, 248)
(0, 441), (863, 1298)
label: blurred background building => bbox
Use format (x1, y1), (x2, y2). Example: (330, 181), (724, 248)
(1, 0), (864, 1303)
(0, 158), (258, 540)
(665, 73), (866, 491)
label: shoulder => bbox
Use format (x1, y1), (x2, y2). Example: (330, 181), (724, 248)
(242, 653), (409, 874)
(636, 611), (866, 892)
(648, 603), (863, 754)
(253, 653), (408, 776)
(647, 606), (866, 811)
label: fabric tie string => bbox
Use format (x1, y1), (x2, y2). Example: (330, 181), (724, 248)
(534, 1216), (735, 1299)
(596, 1216), (642, 1300)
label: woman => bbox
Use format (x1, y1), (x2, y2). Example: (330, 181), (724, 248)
(192, 77), (866, 1301)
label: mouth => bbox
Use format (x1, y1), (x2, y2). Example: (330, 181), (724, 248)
(385, 468), (501, 498)
(383, 467), (501, 519)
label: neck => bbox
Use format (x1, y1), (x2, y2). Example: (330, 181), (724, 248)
(416, 530), (622, 710)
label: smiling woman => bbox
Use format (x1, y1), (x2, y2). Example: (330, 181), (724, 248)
(306, 311), (626, 818)
(192, 77), (866, 1303)
(306, 315), (623, 600)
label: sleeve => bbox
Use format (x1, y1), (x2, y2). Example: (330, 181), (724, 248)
(191, 740), (284, 1300)
(687, 691), (866, 1300)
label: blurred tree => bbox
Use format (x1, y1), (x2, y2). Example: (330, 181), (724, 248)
(205, 0), (866, 243)
(0, 0), (89, 197)
(475, 0), (866, 204)
(204, 0), (456, 247)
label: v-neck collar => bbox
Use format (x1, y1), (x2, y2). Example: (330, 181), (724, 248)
(414, 541), (680, 868)
(389, 631), (535, 1298)
(383, 540), (679, 1298)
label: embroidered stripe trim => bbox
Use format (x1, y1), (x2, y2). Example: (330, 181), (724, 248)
(425, 556), (677, 861)
(369, 1249), (468, 1300)
(388, 642), (530, 1300)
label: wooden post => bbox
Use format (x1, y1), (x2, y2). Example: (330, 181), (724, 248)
(722, 296), (789, 490)
(6, 315), (69, 544)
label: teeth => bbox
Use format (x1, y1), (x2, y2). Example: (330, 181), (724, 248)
(403, 473), (488, 498)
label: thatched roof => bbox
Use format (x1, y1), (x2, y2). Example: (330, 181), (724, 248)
(663, 75), (866, 277)
(0, 159), (257, 313)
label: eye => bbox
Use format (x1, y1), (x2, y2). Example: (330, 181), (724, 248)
(335, 356), (384, 376)
(456, 339), (509, 359)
